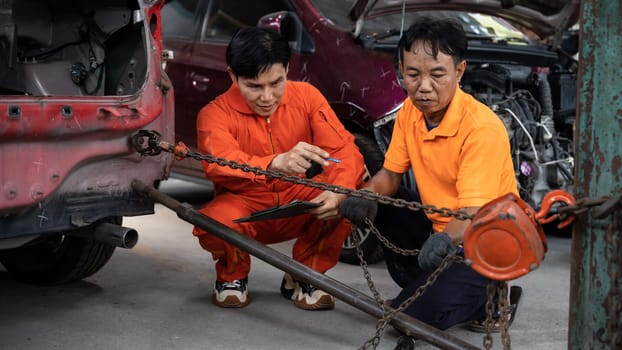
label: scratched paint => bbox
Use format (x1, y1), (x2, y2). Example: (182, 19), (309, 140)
(569, 0), (622, 349)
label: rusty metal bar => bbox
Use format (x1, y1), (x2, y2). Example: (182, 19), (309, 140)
(131, 179), (480, 350)
(570, 1), (622, 349)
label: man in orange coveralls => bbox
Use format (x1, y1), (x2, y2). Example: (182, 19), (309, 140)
(192, 27), (365, 310)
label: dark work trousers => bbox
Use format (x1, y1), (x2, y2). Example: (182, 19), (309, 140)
(374, 187), (489, 330)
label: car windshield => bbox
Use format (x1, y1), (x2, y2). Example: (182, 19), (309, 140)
(309, 0), (530, 45)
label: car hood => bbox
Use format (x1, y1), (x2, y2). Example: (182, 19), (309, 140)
(348, 0), (580, 39)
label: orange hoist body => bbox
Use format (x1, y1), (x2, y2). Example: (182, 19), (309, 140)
(463, 190), (576, 280)
(463, 192), (548, 281)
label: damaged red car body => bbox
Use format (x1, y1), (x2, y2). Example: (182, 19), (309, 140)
(0, 0), (174, 284)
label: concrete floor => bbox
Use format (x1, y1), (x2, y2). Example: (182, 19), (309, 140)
(0, 179), (571, 349)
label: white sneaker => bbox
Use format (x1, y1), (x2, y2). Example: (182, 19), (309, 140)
(212, 278), (250, 308)
(293, 280), (334, 310)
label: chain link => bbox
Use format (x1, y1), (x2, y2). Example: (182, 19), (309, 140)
(481, 282), (512, 350)
(353, 217), (466, 350)
(483, 282), (496, 350)
(352, 224), (386, 309)
(357, 247), (463, 350)
(145, 140), (475, 220)
(174, 145), (619, 219)
(132, 134), (622, 220)
(366, 218), (420, 256)
(135, 134), (618, 219)
(556, 196), (609, 217)
(499, 283), (511, 350)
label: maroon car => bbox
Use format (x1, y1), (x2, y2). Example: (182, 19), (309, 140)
(161, 0), (579, 263)
(0, 0), (175, 284)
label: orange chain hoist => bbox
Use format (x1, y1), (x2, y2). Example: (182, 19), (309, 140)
(463, 190), (576, 281)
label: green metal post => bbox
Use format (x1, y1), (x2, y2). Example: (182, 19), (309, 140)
(570, 1), (622, 349)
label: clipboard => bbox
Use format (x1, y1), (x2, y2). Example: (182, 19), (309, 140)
(233, 200), (321, 223)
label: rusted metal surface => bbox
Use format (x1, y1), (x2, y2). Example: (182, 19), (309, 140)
(570, 0), (622, 348)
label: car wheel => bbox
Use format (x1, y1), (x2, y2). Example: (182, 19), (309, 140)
(0, 217), (119, 285)
(339, 133), (385, 265)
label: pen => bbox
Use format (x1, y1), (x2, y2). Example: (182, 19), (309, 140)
(325, 157), (341, 163)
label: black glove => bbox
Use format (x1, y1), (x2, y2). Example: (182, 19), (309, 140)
(418, 232), (454, 272)
(339, 193), (378, 228)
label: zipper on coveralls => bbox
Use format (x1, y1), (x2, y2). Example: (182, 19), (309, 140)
(266, 116), (280, 206)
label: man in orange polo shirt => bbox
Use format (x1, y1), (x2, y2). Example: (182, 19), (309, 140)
(193, 27), (365, 310)
(340, 17), (520, 336)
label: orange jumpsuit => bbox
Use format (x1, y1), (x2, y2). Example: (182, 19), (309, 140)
(193, 81), (365, 282)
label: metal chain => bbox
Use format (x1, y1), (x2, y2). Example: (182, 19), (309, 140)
(557, 196), (608, 217)
(482, 282), (512, 350)
(499, 283), (511, 350)
(366, 218), (420, 256)
(352, 224), (386, 310)
(133, 133), (619, 220)
(355, 218), (464, 350)
(137, 137), (474, 220)
(483, 282), (496, 350)
(550, 194), (622, 221)
(358, 254), (462, 350)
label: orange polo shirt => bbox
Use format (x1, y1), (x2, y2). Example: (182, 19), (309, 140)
(384, 87), (518, 232)
(196, 80), (365, 196)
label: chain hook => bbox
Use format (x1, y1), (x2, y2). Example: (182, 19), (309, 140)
(131, 130), (162, 156)
(535, 189), (576, 228)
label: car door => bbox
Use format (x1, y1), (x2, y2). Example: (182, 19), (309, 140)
(162, 0), (292, 178)
(161, 0), (206, 149)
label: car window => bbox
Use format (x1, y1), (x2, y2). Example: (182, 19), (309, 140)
(161, 0), (201, 40)
(308, 0), (353, 29)
(200, 0), (291, 41)
(309, 0), (529, 45)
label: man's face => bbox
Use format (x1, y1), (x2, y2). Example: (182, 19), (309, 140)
(400, 41), (465, 123)
(229, 63), (288, 117)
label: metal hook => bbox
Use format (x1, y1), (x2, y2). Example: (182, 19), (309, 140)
(535, 189), (576, 229)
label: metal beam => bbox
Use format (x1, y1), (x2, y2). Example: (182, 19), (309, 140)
(570, 1), (622, 348)
(131, 179), (480, 350)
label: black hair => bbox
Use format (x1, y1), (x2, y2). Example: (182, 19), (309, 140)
(226, 27), (291, 79)
(397, 17), (467, 66)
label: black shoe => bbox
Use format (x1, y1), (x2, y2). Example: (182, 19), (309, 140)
(394, 335), (416, 350)
(280, 273), (298, 300)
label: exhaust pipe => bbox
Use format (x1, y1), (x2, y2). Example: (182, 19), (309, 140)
(93, 222), (139, 249)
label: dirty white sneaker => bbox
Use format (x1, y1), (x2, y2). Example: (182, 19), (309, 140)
(212, 277), (250, 308)
(293, 280), (334, 310)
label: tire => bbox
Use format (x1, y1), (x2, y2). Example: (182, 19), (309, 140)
(339, 133), (385, 265)
(0, 217), (119, 285)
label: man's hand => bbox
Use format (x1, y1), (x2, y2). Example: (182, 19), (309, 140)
(269, 142), (330, 174)
(307, 191), (346, 221)
(339, 194), (378, 227)
(418, 232), (454, 272)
